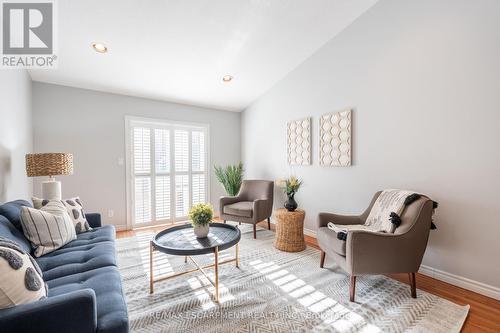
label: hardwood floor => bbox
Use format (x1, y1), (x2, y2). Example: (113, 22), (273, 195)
(301, 232), (500, 333)
(116, 220), (500, 332)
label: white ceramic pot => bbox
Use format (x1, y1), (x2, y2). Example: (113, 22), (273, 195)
(193, 224), (209, 238)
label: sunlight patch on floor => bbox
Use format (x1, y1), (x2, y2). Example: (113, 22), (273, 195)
(186, 272), (235, 309)
(249, 259), (381, 332)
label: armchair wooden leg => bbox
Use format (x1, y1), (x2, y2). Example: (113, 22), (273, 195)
(409, 272), (417, 298)
(253, 224), (257, 239)
(267, 217), (271, 230)
(239, 222), (241, 225)
(350, 276), (356, 302)
(320, 251), (326, 268)
(223, 220), (226, 224)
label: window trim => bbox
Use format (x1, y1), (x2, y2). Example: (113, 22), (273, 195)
(125, 116), (210, 229)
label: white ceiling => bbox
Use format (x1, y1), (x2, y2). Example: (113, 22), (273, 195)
(29, 0), (378, 111)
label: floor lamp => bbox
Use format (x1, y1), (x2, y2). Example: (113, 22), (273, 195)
(25, 153), (73, 200)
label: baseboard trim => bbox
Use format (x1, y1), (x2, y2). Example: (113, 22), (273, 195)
(304, 227), (317, 237)
(114, 224), (128, 231)
(419, 265), (500, 301)
(304, 227), (500, 301)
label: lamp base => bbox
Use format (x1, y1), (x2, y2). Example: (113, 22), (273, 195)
(41, 179), (62, 200)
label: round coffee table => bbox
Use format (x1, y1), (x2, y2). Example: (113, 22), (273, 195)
(149, 222), (241, 302)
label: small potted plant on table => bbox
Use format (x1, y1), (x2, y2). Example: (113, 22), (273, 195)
(189, 203), (214, 238)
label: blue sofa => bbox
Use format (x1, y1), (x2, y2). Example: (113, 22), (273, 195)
(0, 200), (129, 333)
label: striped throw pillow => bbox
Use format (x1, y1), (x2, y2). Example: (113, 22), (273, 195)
(20, 201), (76, 257)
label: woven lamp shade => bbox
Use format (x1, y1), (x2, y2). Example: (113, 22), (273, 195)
(26, 153), (74, 177)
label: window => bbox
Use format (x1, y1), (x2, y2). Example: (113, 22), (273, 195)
(126, 117), (209, 227)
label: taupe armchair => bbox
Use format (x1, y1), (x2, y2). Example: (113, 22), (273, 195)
(317, 191), (434, 302)
(219, 180), (274, 239)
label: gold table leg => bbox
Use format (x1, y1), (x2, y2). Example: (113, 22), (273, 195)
(149, 242), (240, 304)
(214, 246), (219, 303)
(235, 243), (239, 268)
(149, 241), (154, 294)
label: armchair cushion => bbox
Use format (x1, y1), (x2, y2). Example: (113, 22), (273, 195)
(318, 212), (363, 228)
(220, 196), (243, 207)
(223, 201), (253, 218)
(317, 227), (346, 256)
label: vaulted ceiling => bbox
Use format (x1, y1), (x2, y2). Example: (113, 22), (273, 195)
(29, 0), (378, 111)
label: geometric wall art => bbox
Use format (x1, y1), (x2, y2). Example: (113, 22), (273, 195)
(287, 117), (311, 165)
(319, 109), (352, 166)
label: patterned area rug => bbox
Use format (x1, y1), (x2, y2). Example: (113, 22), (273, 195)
(117, 224), (469, 333)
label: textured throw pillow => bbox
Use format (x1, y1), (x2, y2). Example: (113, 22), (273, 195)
(0, 237), (47, 309)
(20, 201), (76, 257)
(33, 197), (92, 233)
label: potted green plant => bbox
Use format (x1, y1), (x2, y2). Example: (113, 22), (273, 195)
(277, 176), (303, 212)
(214, 162), (244, 196)
(188, 203), (214, 238)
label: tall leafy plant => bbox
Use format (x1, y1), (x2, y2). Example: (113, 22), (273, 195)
(214, 162), (244, 196)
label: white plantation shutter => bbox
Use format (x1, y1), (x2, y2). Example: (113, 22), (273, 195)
(192, 174), (205, 205)
(155, 129), (170, 173)
(133, 128), (150, 174)
(191, 130), (206, 205)
(175, 175), (189, 217)
(192, 131), (205, 172)
(134, 177), (151, 223)
(155, 176), (170, 220)
(174, 130), (189, 172)
(133, 127), (152, 224)
(154, 128), (171, 221)
(129, 118), (208, 226)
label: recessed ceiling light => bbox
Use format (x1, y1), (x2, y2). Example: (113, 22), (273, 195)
(91, 42), (108, 54)
(222, 75), (233, 82)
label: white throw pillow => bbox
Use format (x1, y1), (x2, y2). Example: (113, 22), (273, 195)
(20, 201), (76, 257)
(32, 196), (92, 233)
(0, 237), (47, 309)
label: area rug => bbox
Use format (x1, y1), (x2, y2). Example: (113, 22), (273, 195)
(116, 224), (469, 333)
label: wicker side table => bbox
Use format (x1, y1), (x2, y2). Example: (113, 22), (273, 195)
(273, 208), (306, 252)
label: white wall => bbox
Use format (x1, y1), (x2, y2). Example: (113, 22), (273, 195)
(0, 70), (33, 202)
(33, 83), (241, 230)
(242, 0), (500, 292)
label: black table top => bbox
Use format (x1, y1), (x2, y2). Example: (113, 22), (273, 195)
(152, 222), (241, 256)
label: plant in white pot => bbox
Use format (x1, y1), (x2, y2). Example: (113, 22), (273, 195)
(189, 203), (213, 238)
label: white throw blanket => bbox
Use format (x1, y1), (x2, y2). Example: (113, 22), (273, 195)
(328, 189), (415, 235)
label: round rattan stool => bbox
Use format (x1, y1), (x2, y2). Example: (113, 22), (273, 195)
(273, 208), (306, 252)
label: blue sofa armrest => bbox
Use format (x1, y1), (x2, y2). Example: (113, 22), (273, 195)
(86, 213), (102, 228)
(0, 289), (97, 333)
